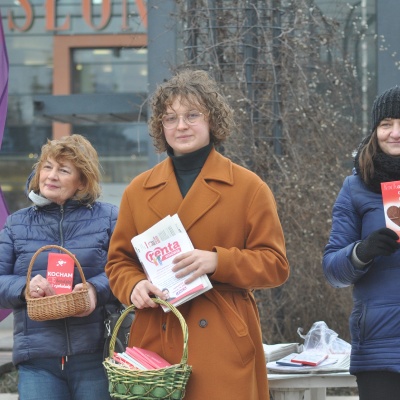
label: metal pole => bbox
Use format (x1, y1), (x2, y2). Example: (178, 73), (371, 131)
(147, 0), (177, 167)
(361, 0), (368, 137)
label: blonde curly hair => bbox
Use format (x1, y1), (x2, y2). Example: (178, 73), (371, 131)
(29, 134), (102, 205)
(148, 69), (235, 153)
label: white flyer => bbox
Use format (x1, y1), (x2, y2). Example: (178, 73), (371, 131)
(131, 214), (212, 311)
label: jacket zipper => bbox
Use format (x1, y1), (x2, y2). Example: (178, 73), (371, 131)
(59, 205), (65, 247)
(59, 205), (71, 364)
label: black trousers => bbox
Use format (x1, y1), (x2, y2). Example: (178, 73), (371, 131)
(356, 371), (400, 400)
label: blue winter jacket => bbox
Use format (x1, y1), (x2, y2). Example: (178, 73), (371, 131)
(0, 199), (118, 365)
(323, 172), (400, 374)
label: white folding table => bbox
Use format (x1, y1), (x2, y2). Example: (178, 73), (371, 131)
(268, 371), (357, 400)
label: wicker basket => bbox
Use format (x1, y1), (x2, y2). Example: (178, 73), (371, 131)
(26, 245), (90, 321)
(103, 298), (192, 400)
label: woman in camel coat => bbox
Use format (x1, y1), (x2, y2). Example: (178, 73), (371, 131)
(106, 69), (290, 400)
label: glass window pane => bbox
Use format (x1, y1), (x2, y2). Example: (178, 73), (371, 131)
(72, 123), (149, 183)
(9, 66), (52, 95)
(72, 48), (147, 93)
(6, 36), (53, 65)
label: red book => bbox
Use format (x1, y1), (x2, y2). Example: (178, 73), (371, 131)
(125, 346), (171, 369)
(46, 253), (74, 294)
(290, 352), (329, 366)
(381, 181), (400, 242)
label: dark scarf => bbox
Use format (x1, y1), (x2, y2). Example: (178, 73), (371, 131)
(354, 142), (400, 193)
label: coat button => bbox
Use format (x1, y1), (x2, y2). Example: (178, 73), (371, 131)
(199, 319), (208, 328)
(162, 323), (166, 331)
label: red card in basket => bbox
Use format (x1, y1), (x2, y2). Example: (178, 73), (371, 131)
(46, 253), (74, 294)
(381, 180), (400, 242)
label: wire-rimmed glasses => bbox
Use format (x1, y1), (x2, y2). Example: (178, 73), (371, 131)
(161, 111), (204, 129)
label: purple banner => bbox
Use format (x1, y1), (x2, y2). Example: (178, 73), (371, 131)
(0, 309), (11, 322)
(0, 11), (9, 228)
(0, 186), (9, 229)
(0, 189), (11, 319)
(0, 12), (12, 321)
(0, 12), (9, 229)
(0, 11), (8, 145)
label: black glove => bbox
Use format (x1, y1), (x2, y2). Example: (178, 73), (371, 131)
(356, 227), (400, 263)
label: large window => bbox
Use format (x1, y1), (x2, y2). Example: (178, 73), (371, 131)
(70, 46), (149, 202)
(72, 47), (147, 94)
(1, 1), (148, 212)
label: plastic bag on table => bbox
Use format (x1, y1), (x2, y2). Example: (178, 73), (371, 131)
(297, 321), (351, 354)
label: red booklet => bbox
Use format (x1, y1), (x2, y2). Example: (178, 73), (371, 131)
(290, 352), (329, 366)
(381, 180), (400, 242)
(46, 253), (74, 294)
(121, 352), (147, 370)
(112, 352), (140, 370)
(125, 346), (171, 369)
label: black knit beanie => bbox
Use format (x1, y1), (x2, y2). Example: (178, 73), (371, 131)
(371, 85), (400, 132)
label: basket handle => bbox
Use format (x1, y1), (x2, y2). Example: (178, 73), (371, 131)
(26, 245), (87, 299)
(108, 298), (189, 366)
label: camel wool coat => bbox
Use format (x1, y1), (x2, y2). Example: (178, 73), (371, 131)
(106, 147), (289, 400)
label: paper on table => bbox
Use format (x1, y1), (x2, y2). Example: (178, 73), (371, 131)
(131, 214), (213, 311)
(267, 353), (350, 374)
(263, 343), (303, 362)
(290, 351), (329, 366)
(275, 353), (307, 367)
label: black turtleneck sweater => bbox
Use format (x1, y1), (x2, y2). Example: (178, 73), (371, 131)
(168, 143), (213, 197)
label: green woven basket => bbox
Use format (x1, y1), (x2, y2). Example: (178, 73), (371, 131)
(103, 298), (192, 400)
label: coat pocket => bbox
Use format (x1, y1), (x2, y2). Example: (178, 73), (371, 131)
(355, 298), (400, 344)
(204, 290), (255, 366)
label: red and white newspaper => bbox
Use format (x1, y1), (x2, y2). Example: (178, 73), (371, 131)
(131, 214), (212, 311)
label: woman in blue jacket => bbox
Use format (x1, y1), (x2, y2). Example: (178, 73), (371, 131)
(323, 86), (400, 400)
(0, 134), (118, 400)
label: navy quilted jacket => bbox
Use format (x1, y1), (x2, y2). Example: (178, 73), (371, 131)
(0, 199), (118, 365)
(323, 172), (400, 374)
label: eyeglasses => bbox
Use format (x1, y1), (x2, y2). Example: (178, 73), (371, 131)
(161, 111), (204, 129)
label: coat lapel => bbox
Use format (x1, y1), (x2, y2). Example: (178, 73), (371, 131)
(144, 158), (182, 219)
(178, 177), (220, 230)
(179, 148), (234, 230)
(144, 148), (234, 230)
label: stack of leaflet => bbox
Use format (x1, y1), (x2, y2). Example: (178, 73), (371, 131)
(131, 214), (212, 312)
(263, 343), (303, 363)
(112, 346), (172, 370)
(267, 351), (350, 374)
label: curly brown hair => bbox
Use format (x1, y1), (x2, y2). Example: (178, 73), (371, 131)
(29, 134), (102, 205)
(148, 69), (235, 153)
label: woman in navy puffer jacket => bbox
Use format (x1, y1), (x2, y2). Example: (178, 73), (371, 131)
(0, 134), (118, 400)
(323, 86), (400, 400)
